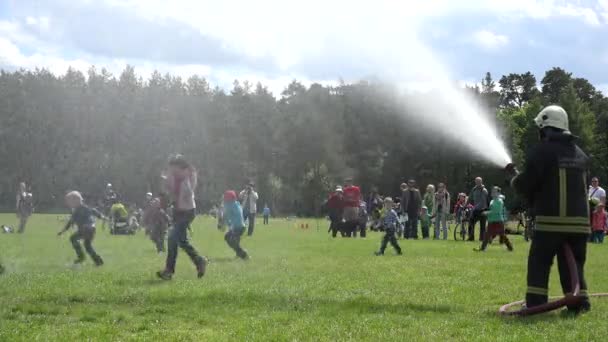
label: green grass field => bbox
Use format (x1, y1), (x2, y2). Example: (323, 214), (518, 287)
(0, 214), (607, 341)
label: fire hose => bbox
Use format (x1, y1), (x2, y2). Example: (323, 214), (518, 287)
(499, 243), (608, 316)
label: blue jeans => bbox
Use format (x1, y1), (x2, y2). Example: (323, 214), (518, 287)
(165, 209), (202, 273)
(244, 212), (256, 236)
(434, 212), (448, 240)
(591, 231), (605, 243)
(405, 214), (419, 239)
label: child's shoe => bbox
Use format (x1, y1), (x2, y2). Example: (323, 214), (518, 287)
(156, 270), (173, 280)
(374, 251), (384, 256)
(196, 256), (208, 278)
(74, 257), (85, 264)
(396, 250), (403, 255)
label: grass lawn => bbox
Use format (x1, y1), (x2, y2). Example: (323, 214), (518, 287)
(0, 214), (607, 341)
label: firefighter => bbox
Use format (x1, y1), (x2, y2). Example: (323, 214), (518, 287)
(510, 105), (591, 314)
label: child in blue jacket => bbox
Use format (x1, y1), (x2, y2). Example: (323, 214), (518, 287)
(223, 191), (249, 259)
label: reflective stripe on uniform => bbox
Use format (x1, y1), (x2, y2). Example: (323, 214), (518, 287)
(535, 224), (590, 234)
(527, 286), (548, 296)
(536, 215), (590, 234)
(536, 216), (589, 225)
(559, 168), (567, 217)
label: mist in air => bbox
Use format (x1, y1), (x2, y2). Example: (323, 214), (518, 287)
(270, 1), (514, 167)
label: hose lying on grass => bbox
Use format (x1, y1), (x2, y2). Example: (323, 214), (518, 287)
(499, 243), (608, 316)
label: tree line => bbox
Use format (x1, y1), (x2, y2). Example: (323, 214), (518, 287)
(0, 66), (606, 215)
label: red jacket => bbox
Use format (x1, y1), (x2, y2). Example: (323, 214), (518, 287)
(591, 209), (607, 232)
(343, 186), (361, 208)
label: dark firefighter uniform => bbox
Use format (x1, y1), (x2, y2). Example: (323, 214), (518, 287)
(512, 131), (591, 311)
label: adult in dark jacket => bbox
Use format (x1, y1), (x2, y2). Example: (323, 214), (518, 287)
(467, 177), (489, 241)
(511, 105), (591, 313)
(401, 179), (422, 239)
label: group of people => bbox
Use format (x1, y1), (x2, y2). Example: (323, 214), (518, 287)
(325, 176), (509, 245)
(4, 155), (265, 281)
(1, 105), (603, 316)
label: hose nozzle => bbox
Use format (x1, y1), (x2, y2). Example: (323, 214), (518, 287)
(505, 163), (519, 177)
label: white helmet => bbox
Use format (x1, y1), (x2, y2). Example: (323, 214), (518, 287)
(534, 105), (570, 134)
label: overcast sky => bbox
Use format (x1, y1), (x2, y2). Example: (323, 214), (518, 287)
(1, 0), (607, 95)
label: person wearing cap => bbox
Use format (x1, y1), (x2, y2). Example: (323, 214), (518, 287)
(223, 190), (249, 259)
(342, 178), (362, 237)
(239, 182), (259, 236)
(510, 105), (591, 314)
(327, 186), (345, 237)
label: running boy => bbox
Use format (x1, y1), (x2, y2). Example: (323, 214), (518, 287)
(57, 191), (105, 266)
(475, 186), (513, 252)
(375, 197), (402, 256)
(223, 191), (249, 259)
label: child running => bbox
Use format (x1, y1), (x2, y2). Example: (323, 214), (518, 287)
(144, 197), (171, 253)
(591, 203), (607, 243)
(475, 186), (513, 252)
(375, 197), (403, 256)
(157, 155), (207, 280)
(223, 191), (249, 259)
(57, 191), (105, 266)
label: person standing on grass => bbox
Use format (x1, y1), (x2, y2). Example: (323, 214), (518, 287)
(510, 105), (591, 314)
(375, 197), (402, 256)
(433, 183), (450, 240)
(402, 179), (422, 239)
(57, 191), (105, 266)
(240, 182), (259, 236)
(144, 197), (171, 253)
(327, 186), (345, 237)
(468, 177), (489, 242)
(421, 184), (435, 239)
(223, 190), (249, 260)
(342, 178), (361, 238)
(588, 177), (606, 225)
(16, 182), (33, 234)
(157, 155), (207, 281)
(263, 204), (271, 225)
(474, 186), (513, 252)
(591, 203), (607, 243)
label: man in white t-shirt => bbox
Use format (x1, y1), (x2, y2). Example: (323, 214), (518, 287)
(588, 177), (606, 207)
(239, 182), (259, 236)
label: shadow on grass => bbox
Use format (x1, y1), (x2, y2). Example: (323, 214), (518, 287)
(144, 290), (458, 315)
(490, 306), (580, 324)
(208, 257), (238, 263)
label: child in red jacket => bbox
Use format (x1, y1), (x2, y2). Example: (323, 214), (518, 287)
(591, 203), (607, 243)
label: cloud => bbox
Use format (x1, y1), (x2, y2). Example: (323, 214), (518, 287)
(2, 0), (608, 94)
(472, 30), (509, 51)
